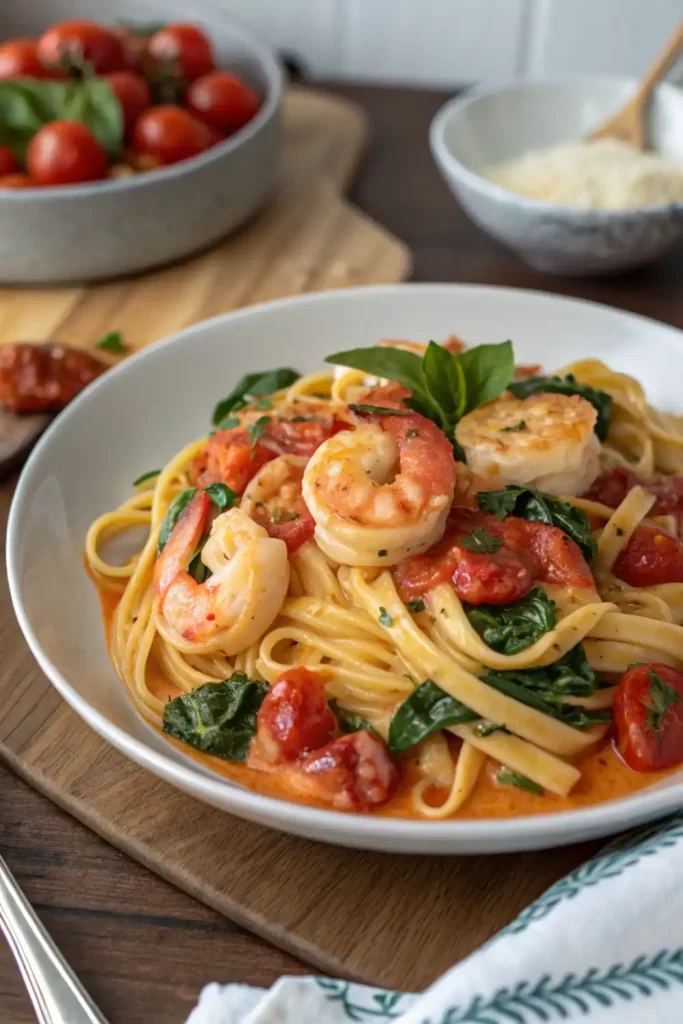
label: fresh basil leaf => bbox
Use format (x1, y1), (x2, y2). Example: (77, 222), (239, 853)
(348, 403), (411, 416)
(466, 585), (556, 655)
(326, 345), (426, 395)
(217, 415), (240, 431)
(330, 700), (381, 739)
(496, 768), (543, 795)
(459, 340), (514, 411)
(480, 646), (610, 729)
(211, 368), (300, 426)
(423, 340), (466, 421)
(133, 469), (160, 486)
(246, 415), (271, 452)
(509, 373), (612, 441)
(459, 527), (502, 554)
(476, 485), (597, 561)
(0, 78), (123, 160)
(203, 482), (238, 512)
(188, 546), (210, 583)
(94, 330), (125, 353)
(163, 674), (269, 761)
(388, 680), (478, 753)
(255, 397), (273, 410)
(157, 488), (197, 554)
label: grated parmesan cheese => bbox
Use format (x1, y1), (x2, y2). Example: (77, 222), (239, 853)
(486, 139), (683, 210)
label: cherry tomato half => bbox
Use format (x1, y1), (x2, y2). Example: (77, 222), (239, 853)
(27, 121), (108, 186)
(147, 23), (215, 81)
(186, 71), (260, 136)
(0, 38), (64, 80)
(38, 20), (126, 74)
(614, 663), (683, 772)
(132, 105), (212, 165)
(105, 71), (151, 137)
(0, 146), (20, 176)
(0, 173), (35, 189)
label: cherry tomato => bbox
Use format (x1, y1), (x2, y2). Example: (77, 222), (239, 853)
(614, 663), (683, 772)
(37, 20), (126, 74)
(186, 71), (260, 136)
(0, 38), (64, 80)
(0, 147), (20, 176)
(147, 23), (215, 81)
(105, 71), (151, 137)
(614, 523), (683, 588)
(132, 105), (212, 165)
(27, 121), (108, 186)
(0, 173), (35, 189)
(255, 667), (336, 764)
(298, 731), (398, 811)
(192, 427), (276, 493)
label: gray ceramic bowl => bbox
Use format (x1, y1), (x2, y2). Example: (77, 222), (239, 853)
(0, 0), (283, 284)
(430, 77), (683, 275)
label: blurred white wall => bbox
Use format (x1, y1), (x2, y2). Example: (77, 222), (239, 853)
(213, 0), (683, 86)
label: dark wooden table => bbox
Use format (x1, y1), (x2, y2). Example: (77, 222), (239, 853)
(1, 83), (682, 1024)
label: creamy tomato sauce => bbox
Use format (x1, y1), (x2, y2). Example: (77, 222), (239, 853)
(94, 577), (677, 820)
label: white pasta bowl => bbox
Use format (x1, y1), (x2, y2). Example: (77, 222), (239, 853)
(430, 77), (683, 275)
(7, 284), (683, 854)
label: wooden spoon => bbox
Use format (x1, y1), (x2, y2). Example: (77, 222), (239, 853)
(589, 18), (683, 149)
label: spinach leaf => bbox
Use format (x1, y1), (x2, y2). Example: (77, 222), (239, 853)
(0, 77), (123, 160)
(496, 768), (543, 795)
(211, 368), (300, 426)
(94, 330), (125, 353)
(459, 527), (502, 554)
(509, 373), (612, 441)
(466, 585), (557, 655)
(163, 674), (269, 761)
(388, 680), (478, 753)
(157, 488), (196, 554)
(330, 700), (381, 739)
(480, 646), (612, 730)
(477, 485), (597, 561)
(459, 340), (514, 410)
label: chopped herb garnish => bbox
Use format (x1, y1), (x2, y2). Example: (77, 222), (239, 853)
(616, 527), (625, 537)
(406, 598), (426, 613)
(378, 607), (393, 627)
(500, 420), (526, 433)
(246, 415), (271, 452)
(459, 527), (502, 554)
(269, 507), (299, 524)
(642, 669), (683, 744)
(218, 415), (240, 431)
(255, 397), (273, 410)
(348, 403), (412, 416)
(474, 721), (506, 738)
(378, 549), (388, 557)
(94, 330), (125, 353)
(496, 767), (543, 795)
(407, 428), (419, 439)
(133, 469), (160, 486)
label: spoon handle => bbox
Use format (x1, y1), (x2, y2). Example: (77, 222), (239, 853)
(634, 18), (683, 105)
(0, 854), (109, 1024)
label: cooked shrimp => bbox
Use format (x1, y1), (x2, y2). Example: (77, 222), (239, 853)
(455, 392), (601, 496)
(153, 492), (289, 654)
(302, 388), (456, 566)
(241, 455), (315, 553)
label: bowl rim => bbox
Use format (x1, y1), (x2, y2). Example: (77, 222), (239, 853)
(429, 74), (683, 218)
(0, 8), (284, 202)
(7, 281), (683, 852)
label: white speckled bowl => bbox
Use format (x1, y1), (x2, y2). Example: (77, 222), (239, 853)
(430, 77), (683, 276)
(0, 0), (283, 284)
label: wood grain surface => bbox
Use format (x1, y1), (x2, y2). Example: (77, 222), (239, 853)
(0, 83), (682, 1024)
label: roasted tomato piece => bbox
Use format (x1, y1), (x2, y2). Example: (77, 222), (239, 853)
(0, 342), (105, 414)
(254, 667), (336, 764)
(614, 663), (683, 772)
(298, 731), (398, 811)
(614, 524), (683, 588)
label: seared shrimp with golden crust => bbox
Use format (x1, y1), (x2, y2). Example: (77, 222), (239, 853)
(455, 392), (600, 496)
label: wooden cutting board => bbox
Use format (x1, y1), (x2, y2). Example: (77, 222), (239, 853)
(0, 86), (598, 992)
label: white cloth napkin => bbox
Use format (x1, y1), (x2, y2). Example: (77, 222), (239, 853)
(186, 812), (683, 1024)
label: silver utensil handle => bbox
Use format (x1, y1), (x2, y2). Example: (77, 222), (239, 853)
(0, 854), (109, 1023)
